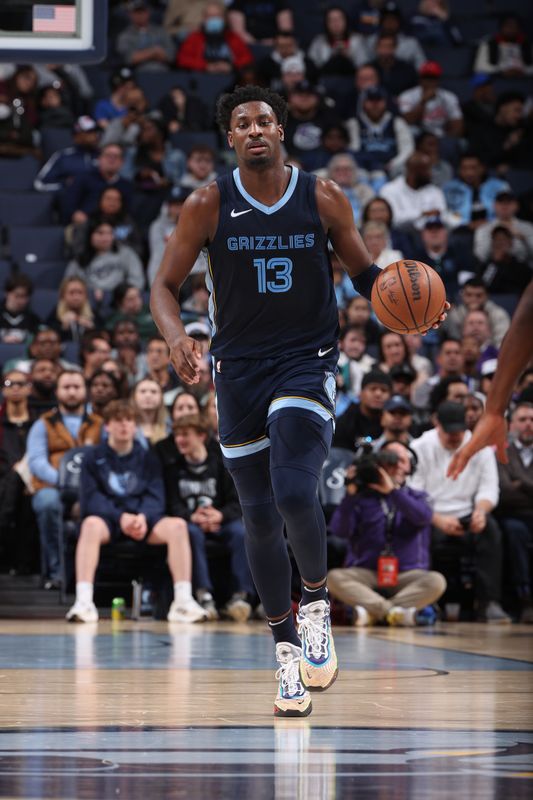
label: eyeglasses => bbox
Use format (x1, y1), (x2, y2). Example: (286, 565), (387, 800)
(3, 380), (28, 388)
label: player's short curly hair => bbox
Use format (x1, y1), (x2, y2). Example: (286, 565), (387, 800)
(215, 85), (288, 133)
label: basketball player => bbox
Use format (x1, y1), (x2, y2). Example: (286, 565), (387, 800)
(151, 86), (421, 716)
(448, 280), (533, 479)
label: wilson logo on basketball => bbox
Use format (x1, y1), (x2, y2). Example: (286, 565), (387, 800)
(404, 261), (422, 301)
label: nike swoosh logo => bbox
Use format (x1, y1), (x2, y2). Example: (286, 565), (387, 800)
(231, 208), (252, 217)
(318, 347), (334, 357)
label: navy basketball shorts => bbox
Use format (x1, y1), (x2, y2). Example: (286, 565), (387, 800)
(213, 348), (338, 465)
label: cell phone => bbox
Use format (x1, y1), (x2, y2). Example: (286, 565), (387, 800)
(459, 515), (472, 530)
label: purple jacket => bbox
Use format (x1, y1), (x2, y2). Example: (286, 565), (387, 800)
(329, 486), (433, 571)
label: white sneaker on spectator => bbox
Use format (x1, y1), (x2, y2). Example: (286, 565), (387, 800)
(66, 600), (98, 623)
(387, 606), (416, 627)
(167, 598), (208, 623)
(223, 593), (252, 622)
(197, 592), (219, 621)
(353, 605), (375, 627)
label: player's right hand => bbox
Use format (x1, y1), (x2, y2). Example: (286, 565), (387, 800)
(447, 412), (508, 480)
(169, 335), (202, 384)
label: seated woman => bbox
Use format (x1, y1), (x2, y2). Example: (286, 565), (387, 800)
(362, 196), (413, 255)
(105, 285), (157, 343)
(67, 186), (143, 260)
(308, 6), (368, 76)
(47, 277), (99, 343)
(361, 220), (403, 270)
(65, 221), (145, 300)
(121, 113), (185, 193)
(133, 378), (170, 448)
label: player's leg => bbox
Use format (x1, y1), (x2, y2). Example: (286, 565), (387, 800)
(148, 517), (207, 623)
(66, 515), (111, 623)
(268, 409), (338, 691)
(228, 450), (312, 717)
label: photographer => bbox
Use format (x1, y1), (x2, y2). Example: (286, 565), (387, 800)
(328, 440), (446, 627)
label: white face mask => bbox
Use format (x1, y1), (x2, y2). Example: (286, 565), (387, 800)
(204, 16), (224, 35)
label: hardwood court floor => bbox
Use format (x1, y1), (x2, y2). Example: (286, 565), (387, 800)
(0, 619), (532, 799)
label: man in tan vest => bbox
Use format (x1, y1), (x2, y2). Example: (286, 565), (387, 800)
(26, 370), (103, 589)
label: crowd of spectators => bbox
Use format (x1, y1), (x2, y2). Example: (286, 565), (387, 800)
(0, 0), (532, 625)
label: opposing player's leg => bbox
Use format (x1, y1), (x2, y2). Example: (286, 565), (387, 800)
(228, 449), (311, 717)
(149, 517), (207, 623)
(268, 408), (338, 692)
(66, 515), (111, 623)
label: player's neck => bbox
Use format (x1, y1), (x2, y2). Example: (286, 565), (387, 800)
(237, 162), (291, 207)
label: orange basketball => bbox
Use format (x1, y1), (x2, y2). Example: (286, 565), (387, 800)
(371, 259), (447, 335)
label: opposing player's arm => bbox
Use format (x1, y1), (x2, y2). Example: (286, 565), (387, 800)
(150, 183), (219, 384)
(448, 280), (533, 478)
(316, 178), (372, 277)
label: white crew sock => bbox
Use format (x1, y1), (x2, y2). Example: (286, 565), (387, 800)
(174, 581), (193, 604)
(76, 582), (93, 604)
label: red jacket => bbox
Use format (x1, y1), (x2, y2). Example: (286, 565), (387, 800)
(177, 30), (253, 71)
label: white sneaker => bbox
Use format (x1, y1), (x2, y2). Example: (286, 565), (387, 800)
(66, 600), (98, 623)
(297, 599), (338, 691)
(167, 597), (208, 623)
(387, 605), (416, 627)
(353, 605), (375, 627)
(222, 594), (252, 623)
(274, 642), (312, 718)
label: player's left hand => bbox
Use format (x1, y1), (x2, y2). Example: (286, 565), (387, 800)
(422, 301), (451, 335)
(169, 335), (202, 384)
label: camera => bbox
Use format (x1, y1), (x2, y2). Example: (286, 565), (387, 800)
(345, 441), (398, 489)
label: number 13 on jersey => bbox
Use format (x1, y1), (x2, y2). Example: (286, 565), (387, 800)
(253, 257), (293, 294)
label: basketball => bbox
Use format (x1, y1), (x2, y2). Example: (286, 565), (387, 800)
(371, 260), (447, 335)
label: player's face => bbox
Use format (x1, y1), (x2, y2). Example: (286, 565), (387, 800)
(228, 102), (283, 169)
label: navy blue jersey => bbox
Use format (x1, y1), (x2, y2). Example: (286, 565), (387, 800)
(205, 166), (339, 360)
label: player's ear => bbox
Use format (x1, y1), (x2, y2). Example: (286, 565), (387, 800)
(227, 131), (234, 149)
(278, 125), (284, 141)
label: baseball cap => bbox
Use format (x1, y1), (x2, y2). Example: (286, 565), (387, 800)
(481, 358), (498, 377)
(471, 73), (492, 89)
(290, 79), (320, 95)
(495, 189), (516, 202)
(419, 61), (442, 78)
(423, 214), (445, 229)
(361, 369), (393, 390)
(110, 66), (134, 89)
(381, 1), (401, 17)
(389, 363), (417, 383)
(128, 0), (149, 11)
(74, 115), (99, 133)
(384, 394), (413, 413)
(184, 321), (211, 339)
(437, 401), (467, 433)
(362, 86), (387, 101)
(168, 185), (192, 203)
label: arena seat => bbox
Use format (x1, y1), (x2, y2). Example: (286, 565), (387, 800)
(30, 288), (60, 319)
(422, 45), (474, 77)
(0, 260), (13, 285)
(0, 342), (27, 371)
(169, 131), (219, 155)
(40, 127), (74, 161)
(9, 227), (65, 263)
(0, 193), (54, 227)
(20, 261), (67, 291)
(455, 16), (497, 44)
(491, 294), (520, 317)
(0, 157), (41, 191)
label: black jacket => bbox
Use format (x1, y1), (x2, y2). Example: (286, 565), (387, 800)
(154, 434), (241, 522)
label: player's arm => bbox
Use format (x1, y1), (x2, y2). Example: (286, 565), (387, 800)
(448, 280), (533, 478)
(315, 178), (378, 299)
(150, 183), (219, 384)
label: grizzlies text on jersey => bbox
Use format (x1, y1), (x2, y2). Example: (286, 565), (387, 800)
(205, 166), (339, 360)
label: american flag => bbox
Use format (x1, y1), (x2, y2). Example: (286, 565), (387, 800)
(33, 5), (77, 34)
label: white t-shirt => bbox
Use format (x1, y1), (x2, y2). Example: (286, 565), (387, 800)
(379, 176), (448, 228)
(398, 86), (463, 137)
